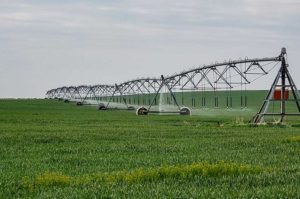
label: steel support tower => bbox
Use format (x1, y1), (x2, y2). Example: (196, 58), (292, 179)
(252, 48), (300, 123)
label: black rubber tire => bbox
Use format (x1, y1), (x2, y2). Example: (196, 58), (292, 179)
(179, 107), (191, 115)
(98, 103), (107, 110)
(136, 107), (148, 115)
(128, 106), (135, 110)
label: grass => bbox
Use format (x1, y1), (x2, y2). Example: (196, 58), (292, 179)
(22, 161), (265, 190)
(286, 136), (300, 143)
(0, 96), (300, 198)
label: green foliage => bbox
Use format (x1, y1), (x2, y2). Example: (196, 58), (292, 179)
(22, 162), (264, 190)
(0, 99), (300, 198)
(286, 136), (300, 143)
(22, 172), (71, 190)
(36, 172), (71, 187)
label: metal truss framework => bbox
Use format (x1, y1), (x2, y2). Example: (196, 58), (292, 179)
(45, 48), (300, 122)
(251, 48), (300, 123)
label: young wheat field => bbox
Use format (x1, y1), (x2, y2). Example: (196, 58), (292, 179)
(0, 98), (300, 198)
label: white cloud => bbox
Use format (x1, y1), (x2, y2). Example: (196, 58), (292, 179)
(0, 0), (299, 97)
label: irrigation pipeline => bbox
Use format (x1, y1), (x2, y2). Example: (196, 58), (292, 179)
(46, 48), (298, 119)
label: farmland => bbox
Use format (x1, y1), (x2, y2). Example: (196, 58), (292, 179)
(0, 97), (300, 198)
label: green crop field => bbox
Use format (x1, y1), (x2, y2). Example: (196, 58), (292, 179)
(1, 94), (300, 198)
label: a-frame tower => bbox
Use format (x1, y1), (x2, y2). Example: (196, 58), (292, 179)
(252, 48), (300, 123)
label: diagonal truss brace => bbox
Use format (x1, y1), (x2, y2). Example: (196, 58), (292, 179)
(252, 48), (300, 123)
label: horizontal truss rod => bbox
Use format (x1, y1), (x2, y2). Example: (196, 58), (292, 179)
(164, 56), (280, 80)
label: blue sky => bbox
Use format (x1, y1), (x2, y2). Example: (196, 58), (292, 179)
(0, 0), (300, 98)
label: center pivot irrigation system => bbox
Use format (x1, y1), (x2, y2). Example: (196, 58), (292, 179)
(46, 48), (300, 123)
